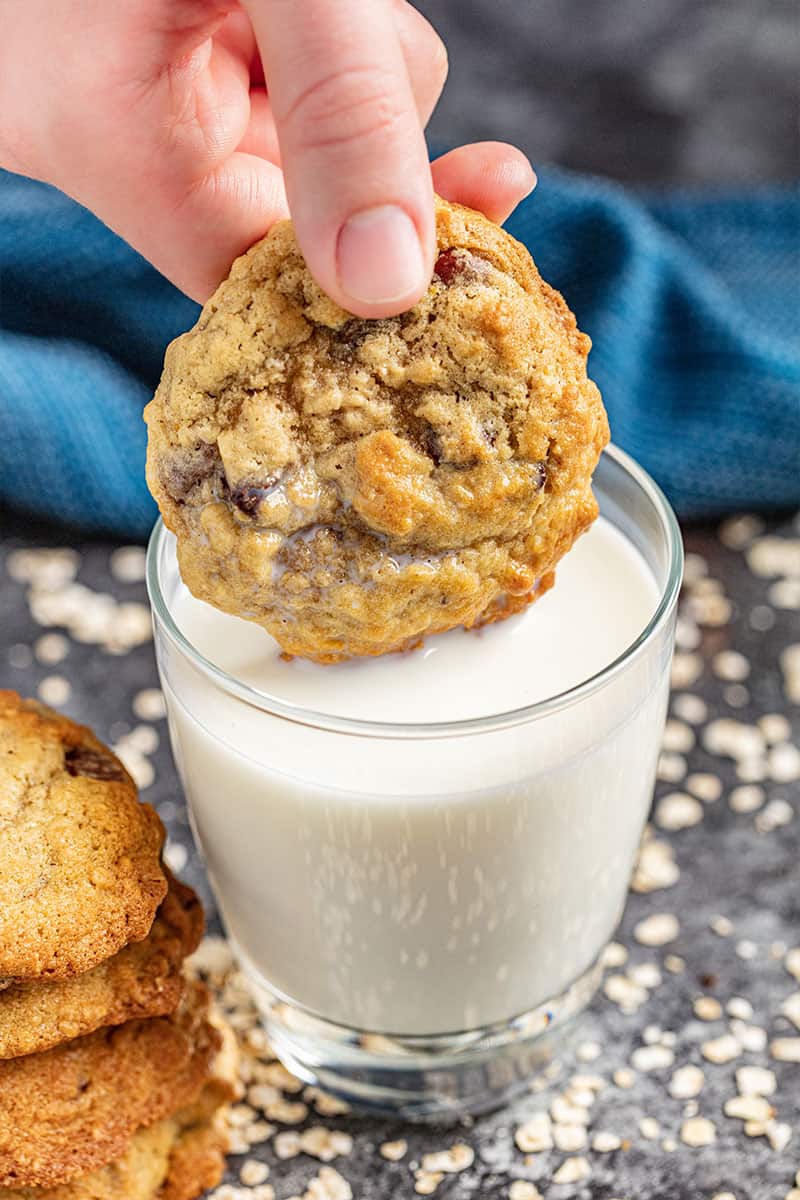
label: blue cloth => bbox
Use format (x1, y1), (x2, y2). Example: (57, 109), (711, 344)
(0, 166), (798, 540)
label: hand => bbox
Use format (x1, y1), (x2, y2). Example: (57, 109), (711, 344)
(0, 1), (535, 316)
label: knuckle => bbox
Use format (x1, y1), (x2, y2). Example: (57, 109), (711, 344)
(284, 67), (408, 154)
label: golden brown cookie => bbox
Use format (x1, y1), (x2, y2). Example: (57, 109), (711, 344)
(0, 1080), (233, 1200)
(146, 196), (608, 662)
(0, 983), (219, 1189)
(0, 872), (203, 1061)
(0, 692), (166, 983)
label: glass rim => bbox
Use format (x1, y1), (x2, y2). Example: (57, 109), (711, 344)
(146, 443), (683, 740)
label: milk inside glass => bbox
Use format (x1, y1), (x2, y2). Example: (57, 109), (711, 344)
(159, 514), (670, 1036)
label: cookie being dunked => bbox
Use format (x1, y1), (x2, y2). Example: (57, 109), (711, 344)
(146, 198), (608, 662)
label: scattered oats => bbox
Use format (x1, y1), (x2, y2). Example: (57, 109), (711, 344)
(661, 1138), (678, 1153)
(34, 633), (69, 664)
(657, 752), (687, 782)
(248, 1085), (280, 1110)
(675, 614), (701, 649)
(687, 772), (723, 803)
(163, 840), (188, 873)
(669, 1065), (705, 1099)
(683, 1100), (699, 1118)
(711, 1194), (736, 1200)
(770, 1038), (800, 1063)
(712, 650), (750, 682)
(613, 1068), (636, 1089)
(759, 713), (792, 744)
(720, 513), (765, 549)
(665, 954), (685, 974)
(726, 997), (753, 1021)
(110, 545), (147, 583)
(553, 1124), (587, 1152)
(729, 1021), (767, 1052)
(261, 1062), (304, 1093)
(7, 643), (33, 669)
(683, 552), (708, 582)
(781, 992), (800, 1030)
(551, 1097), (590, 1126)
(570, 1074), (605, 1093)
(575, 1040), (602, 1062)
(379, 1140), (407, 1162)
(632, 837), (680, 892)
(591, 1131), (622, 1153)
(133, 688), (167, 721)
(746, 537), (800, 578)
(628, 963), (662, 989)
(655, 792), (703, 831)
(565, 1086), (596, 1108)
(420, 1145), (474, 1174)
(125, 723), (159, 754)
(631, 1044), (674, 1072)
(265, 1098), (308, 1124)
(680, 1116), (716, 1147)
(601, 942), (628, 968)
(689, 592), (731, 626)
(662, 719), (696, 753)
(710, 915), (734, 937)
(662, 1031), (677, 1048)
(240, 1160), (270, 1186)
(296, 1128), (353, 1162)
(786, 948), (800, 981)
(113, 745), (154, 789)
(725, 1095), (774, 1122)
(736, 754), (766, 780)
(604, 974), (647, 1013)
(414, 1170), (443, 1195)
(768, 743), (800, 783)
(766, 1122), (792, 1153)
(671, 652), (703, 689)
(772, 578), (800, 608)
(187, 936), (234, 976)
(7, 547), (79, 586)
(304, 1167), (353, 1200)
(703, 719), (765, 761)
(702, 1034), (741, 1064)
(37, 675), (71, 707)
(672, 693), (708, 724)
(552, 1157), (591, 1185)
(736, 939), (758, 960)
(514, 1114), (552, 1154)
(303, 1088), (350, 1117)
(643, 1025), (663, 1045)
(509, 1184), (541, 1200)
(638, 1117), (661, 1139)
(729, 784), (765, 814)
(634, 912), (680, 947)
(272, 1131), (301, 1159)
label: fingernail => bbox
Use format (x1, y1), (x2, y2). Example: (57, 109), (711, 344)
(337, 205), (426, 307)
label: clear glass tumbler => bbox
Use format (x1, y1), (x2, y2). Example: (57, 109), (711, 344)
(148, 444), (682, 1119)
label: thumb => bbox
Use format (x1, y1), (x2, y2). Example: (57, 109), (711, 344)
(243, 0), (435, 317)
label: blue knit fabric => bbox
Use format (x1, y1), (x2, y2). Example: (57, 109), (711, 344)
(0, 166), (798, 539)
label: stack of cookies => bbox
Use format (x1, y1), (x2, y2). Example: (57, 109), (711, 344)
(0, 691), (236, 1200)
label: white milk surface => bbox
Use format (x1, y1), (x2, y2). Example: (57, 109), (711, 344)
(163, 517), (670, 1035)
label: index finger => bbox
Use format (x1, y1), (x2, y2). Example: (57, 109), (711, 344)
(243, 0), (435, 316)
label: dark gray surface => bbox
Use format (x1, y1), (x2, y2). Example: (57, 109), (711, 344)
(419, 0), (799, 184)
(1, 508), (798, 1199)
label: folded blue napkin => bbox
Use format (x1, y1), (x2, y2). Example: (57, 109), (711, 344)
(0, 166), (797, 539)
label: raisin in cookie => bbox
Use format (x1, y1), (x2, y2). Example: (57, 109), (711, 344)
(0, 983), (219, 1188)
(146, 197), (608, 662)
(0, 872), (203, 1060)
(0, 692), (166, 983)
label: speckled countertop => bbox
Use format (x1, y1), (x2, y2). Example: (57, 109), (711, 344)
(0, 508), (798, 1200)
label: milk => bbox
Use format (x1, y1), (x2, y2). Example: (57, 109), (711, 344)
(158, 516), (670, 1036)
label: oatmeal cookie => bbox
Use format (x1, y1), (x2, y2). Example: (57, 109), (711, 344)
(0, 872), (203, 1060)
(0, 983), (218, 1188)
(146, 196), (608, 663)
(0, 692), (166, 983)
(0, 1042), (236, 1200)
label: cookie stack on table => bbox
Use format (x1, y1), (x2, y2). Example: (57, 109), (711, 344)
(0, 691), (236, 1200)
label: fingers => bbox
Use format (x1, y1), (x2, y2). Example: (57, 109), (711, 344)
(392, 0), (448, 127)
(243, 0), (435, 317)
(431, 143), (537, 225)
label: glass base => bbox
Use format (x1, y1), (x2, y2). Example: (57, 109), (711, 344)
(240, 954), (603, 1121)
